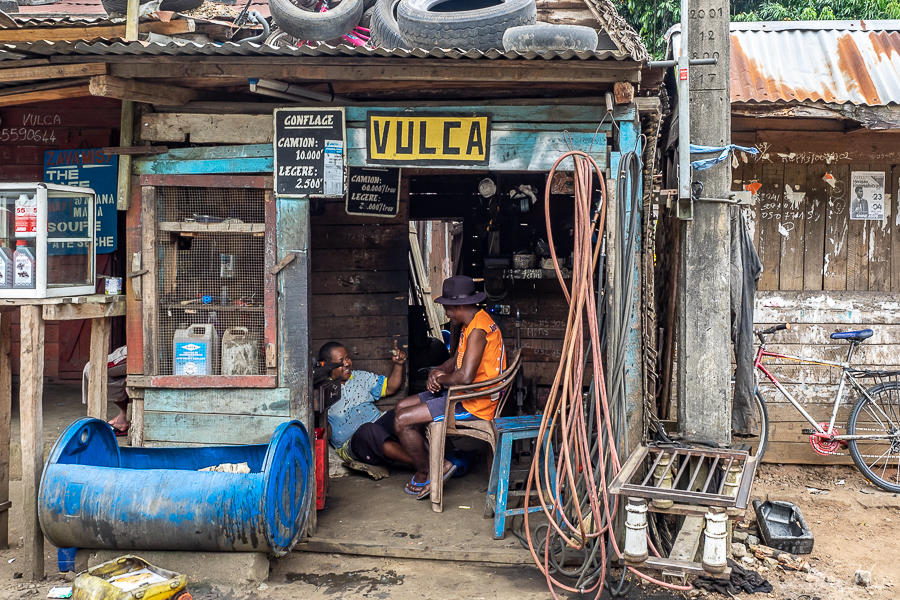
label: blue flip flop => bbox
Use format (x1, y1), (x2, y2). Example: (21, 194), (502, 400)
(405, 476), (429, 495)
(417, 464), (457, 501)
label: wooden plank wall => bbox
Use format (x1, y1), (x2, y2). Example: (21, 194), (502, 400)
(732, 143), (900, 464)
(309, 195), (409, 388)
(5, 97), (122, 380)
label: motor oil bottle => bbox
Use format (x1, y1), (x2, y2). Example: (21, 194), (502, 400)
(0, 246), (12, 289)
(173, 324), (219, 375)
(13, 240), (35, 289)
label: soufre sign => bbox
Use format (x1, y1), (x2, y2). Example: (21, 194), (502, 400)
(367, 113), (491, 165)
(43, 149), (118, 254)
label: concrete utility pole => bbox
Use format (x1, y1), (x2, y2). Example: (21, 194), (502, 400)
(676, 0), (732, 444)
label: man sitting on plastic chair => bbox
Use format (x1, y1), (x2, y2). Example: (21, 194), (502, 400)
(394, 275), (506, 501)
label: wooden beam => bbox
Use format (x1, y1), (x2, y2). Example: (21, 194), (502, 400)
(0, 84), (91, 108)
(298, 538), (532, 564)
(116, 100), (135, 210)
(104, 145), (168, 156)
(42, 298), (125, 321)
(90, 75), (199, 106)
(0, 20), (196, 43)
(668, 515), (704, 563)
(0, 312), (11, 550)
(126, 0), (141, 42)
(88, 318), (111, 420)
(0, 63), (106, 84)
(109, 58), (643, 84)
(141, 186), (158, 377)
(19, 305), (44, 581)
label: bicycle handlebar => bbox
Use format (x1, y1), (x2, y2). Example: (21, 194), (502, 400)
(756, 323), (790, 343)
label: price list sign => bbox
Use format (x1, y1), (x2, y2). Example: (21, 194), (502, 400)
(345, 167), (401, 218)
(274, 107), (346, 197)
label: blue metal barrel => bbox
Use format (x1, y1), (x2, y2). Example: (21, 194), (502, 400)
(38, 418), (312, 556)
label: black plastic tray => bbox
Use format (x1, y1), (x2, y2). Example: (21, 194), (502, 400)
(753, 499), (815, 555)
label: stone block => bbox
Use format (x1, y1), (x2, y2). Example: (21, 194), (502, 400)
(855, 570), (872, 587)
(78, 550), (269, 586)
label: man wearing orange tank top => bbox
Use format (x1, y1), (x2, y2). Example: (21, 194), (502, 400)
(394, 276), (506, 500)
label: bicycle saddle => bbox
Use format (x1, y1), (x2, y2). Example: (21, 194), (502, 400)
(830, 329), (874, 342)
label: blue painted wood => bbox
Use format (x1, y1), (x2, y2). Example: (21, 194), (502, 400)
(144, 387), (291, 416)
(345, 105), (636, 124)
(485, 418), (558, 539)
(38, 418), (312, 555)
(347, 129), (607, 171)
(135, 157), (274, 175)
(144, 412), (287, 445)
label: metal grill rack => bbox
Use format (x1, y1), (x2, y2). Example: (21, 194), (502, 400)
(155, 187), (267, 376)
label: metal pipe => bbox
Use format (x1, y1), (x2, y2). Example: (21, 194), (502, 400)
(648, 58), (717, 68)
(677, 0), (691, 204)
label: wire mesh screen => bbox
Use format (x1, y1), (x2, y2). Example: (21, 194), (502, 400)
(156, 187), (267, 376)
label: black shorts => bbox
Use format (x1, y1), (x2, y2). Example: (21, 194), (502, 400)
(348, 393), (480, 465)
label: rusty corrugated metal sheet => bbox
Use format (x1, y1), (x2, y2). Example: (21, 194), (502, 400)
(668, 21), (900, 106)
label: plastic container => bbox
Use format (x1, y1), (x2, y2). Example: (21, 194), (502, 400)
(753, 499), (814, 554)
(39, 418), (313, 555)
(13, 240), (35, 289)
(314, 427), (326, 510)
(172, 324), (218, 376)
(72, 555), (186, 600)
(0, 247), (12, 289)
(57, 546), (78, 572)
(221, 327), (258, 375)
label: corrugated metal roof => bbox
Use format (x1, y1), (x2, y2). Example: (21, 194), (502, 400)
(0, 38), (633, 60)
(668, 20), (900, 106)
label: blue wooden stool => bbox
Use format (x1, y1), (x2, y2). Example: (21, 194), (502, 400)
(484, 415), (557, 539)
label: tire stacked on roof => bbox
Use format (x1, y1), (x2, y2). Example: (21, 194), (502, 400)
(268, 0), (364, 41)
(502, 23), (598, 52)
(370, 0), (408, 49)
(395, 0), (536, 52)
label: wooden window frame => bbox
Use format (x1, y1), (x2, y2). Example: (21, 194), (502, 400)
(135, 174), (277, 389)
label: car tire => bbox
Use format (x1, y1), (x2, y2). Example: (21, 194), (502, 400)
(100, 0), (202, 16)
(269, 0), (363, 42)
(370, 0), (408, 49)
(502, 23), (598, 52)
(397, 0), (536, 51)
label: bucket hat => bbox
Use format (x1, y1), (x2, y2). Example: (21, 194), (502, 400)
(434, 276), (486, 305)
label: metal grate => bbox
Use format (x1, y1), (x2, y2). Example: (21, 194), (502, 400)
(156, 187), (266, 376)
(608, 445), (758, 510)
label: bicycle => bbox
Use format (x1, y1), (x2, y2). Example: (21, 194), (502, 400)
(747, 323), (900, 493)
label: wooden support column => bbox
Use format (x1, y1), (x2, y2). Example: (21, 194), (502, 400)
(88, 318), (111, 419)
(117, 100), (134, 211)
(124, 0), (140, 42)
(277, 196), (313, 535)
(0, 311), (11, 549)
(20, 305), (45, 581)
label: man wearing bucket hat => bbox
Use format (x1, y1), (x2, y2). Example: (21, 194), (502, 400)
(393, 275), (506, 500)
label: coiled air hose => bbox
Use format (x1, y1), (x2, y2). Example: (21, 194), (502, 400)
(521, 150), (692, 597)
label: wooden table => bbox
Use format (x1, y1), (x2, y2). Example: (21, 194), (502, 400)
(0, 294), (125, 581)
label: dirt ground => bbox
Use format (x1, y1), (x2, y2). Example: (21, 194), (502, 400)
(0, 461), (894, 600)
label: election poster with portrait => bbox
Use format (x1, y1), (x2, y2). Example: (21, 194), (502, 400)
(849, 171), (886, 221)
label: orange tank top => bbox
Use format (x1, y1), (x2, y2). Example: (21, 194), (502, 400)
(457, 309), (506, 420)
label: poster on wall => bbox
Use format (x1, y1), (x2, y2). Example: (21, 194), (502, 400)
(345, 167), (401, 218)
(273, 107), (346, 198)
(849, 171), (886, 221)
(43, 149), (118, 254)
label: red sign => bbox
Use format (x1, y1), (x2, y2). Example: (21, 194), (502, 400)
(679, 68), (688, 81)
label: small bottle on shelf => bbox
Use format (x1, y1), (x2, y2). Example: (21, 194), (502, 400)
(0, 243), (12, 289)
(13, 240), (35, 289)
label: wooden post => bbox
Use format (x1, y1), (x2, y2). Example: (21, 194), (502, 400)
(124, 0), (140, 42)
(117, 100), (134, 211)
(0, 311), (12, 549)
(277, 196), (313, 535)
(88, 317), (111, 419)
(20, 305), (45, 581)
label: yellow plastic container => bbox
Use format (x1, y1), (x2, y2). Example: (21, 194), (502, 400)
(73, 555), (187, 600)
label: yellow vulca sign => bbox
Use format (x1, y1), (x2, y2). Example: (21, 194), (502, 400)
(367, 113), (491, 165)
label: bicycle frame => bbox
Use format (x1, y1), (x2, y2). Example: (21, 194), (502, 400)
(755, 342), (897, 441)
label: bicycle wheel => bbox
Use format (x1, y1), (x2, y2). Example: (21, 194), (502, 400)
(748, 389), (769, 462)
(848, 381), (900, 493)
